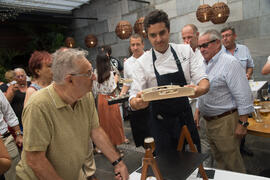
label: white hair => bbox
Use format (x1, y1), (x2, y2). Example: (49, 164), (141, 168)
(51, 48), (88, 84)
(200, 29), (221, 41)
(14, 68), (26, 75)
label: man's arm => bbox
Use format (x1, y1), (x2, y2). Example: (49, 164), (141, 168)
(5, 84), (18, 102)
(11, 125), (23, 147)
(235, 115), (248, 138)
(91, 127), (129, 180)
(246, 67), (253, 80)
(25, 151), (63, 180)
(185, 78), (209, 98)
(261, 63), (270, 75)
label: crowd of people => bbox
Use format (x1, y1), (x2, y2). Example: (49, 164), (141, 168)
(0, 9), (269, 180)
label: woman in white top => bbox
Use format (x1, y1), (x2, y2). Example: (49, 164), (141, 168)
(92, 52), (125, 153)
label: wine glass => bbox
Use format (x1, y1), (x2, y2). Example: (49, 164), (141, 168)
(261, 89), (269, 101)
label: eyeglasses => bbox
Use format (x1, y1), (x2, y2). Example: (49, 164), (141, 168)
(70, 70), (93, 78)
(222, 33), (233, 39)
(198, 39), (217, 49)
(15, 75), (25, 79)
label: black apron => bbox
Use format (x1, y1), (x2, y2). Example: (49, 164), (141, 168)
(129, 106), (151, 147)
(149, 46), (201, 154)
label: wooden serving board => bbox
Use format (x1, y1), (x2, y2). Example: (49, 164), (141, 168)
(141, 85), (195, 102)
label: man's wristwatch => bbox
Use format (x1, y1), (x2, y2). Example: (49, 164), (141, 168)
(15, 131), (23, 136)
(238, 120), (249, 127)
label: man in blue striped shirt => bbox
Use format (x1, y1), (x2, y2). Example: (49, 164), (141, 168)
(221, 26), (255, 156)
(197, 29), (254, 173)
(221, 27), (254, 80)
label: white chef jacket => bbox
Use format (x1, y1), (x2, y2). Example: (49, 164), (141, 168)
(123, 53), (144, 87)
(129, 43), (208, 100)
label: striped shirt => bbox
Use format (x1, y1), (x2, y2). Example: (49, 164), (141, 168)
(222, 44), (254, 70)
(198, 50), (254, 116)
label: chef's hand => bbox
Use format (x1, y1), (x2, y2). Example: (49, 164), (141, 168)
(130, 92), (149, 110)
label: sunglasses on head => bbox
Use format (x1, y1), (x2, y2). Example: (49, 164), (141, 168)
(198, 39), (217, 49)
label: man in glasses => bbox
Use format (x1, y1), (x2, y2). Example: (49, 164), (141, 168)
(129, 10), (209, 154)
(197, 29), (254, 173)
(221, 27), (254, 157)
(221, 27), (254, 80)
(181, 24), (213, 167)
(16, 48), (129, 180)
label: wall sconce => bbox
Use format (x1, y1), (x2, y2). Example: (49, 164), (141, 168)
(65, 37), (75, 48)
(85, 34), (98, 48)
(115, 20), (133, 40)
(134, 17), (147, 38)
(211, 2), (230, 24)
(196, 4), (213, 23)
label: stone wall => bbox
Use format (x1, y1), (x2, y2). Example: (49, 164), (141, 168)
(72, 0), (270, 82)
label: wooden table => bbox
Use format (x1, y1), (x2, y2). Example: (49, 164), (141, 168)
(248, 102), (270, 137)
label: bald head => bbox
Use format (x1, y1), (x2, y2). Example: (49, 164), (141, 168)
(181, 24), (199, 51)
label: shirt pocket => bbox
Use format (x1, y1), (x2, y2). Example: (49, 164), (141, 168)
(238, 57), (248, 69)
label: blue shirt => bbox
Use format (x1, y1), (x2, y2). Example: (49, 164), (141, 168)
(198, 49), (254, 116)
(222, 44), (254, 70)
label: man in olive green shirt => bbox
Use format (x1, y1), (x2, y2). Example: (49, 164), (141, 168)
(16, 48), (129, 180)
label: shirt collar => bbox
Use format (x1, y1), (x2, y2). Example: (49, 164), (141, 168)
(47, 83), (82, 109)
(204, 49), (223, 65)
(153, 45), (170, 60)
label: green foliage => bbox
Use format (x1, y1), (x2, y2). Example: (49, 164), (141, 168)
(0, 66), (7, 83)
(20, 24), (66, 53)
(0, 48), (23, 68)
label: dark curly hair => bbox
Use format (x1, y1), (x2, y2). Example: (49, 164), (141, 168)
(144, 9), (170, 34)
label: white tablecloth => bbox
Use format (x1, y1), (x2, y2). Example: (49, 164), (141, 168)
(129, 168), (270, 180)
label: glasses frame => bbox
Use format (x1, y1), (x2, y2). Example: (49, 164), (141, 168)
(70, 70), (93, 78)
(198, 39), (217, 49)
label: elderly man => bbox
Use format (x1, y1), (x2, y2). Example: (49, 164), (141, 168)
(0, 90), (22, 180)
(197, 29), (254, 173)
(16, 48), (129, 180)
(130, 10), (209, 154)
(221, 27), (254, 80)
(181, 24), (213, 167)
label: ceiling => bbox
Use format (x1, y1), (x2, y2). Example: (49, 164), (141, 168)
(0, 0), (91, 14)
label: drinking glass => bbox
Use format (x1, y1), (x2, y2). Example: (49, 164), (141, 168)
(144, 137), (155, 153)
(253, 106), (263, 123)
(262, 89), (269, 101)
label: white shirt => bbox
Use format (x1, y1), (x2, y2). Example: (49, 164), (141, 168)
(0, 90), (19, 134)
(123, 52), (145, 87)
(129, 43), (208, 100)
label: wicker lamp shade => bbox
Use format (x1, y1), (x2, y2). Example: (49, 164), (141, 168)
(211, 2), (230, 24)
(85, 34), (98, 48)
(115, 20), (133, 40)
(196, 4), (213, 23)
(65, 37), (75, 48)
(134, 17), (147, 38)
